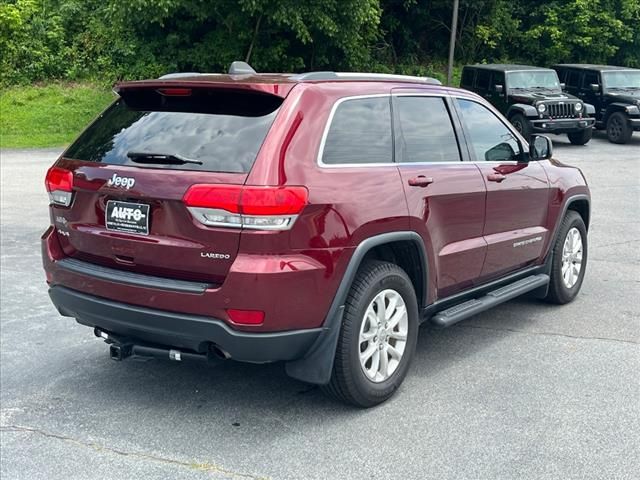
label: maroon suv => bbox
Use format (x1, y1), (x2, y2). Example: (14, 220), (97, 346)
(42, 62), (590, 407)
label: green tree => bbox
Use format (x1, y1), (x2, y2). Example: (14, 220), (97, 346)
(104, 0), (382, 76)
(0, 0), (66, 84)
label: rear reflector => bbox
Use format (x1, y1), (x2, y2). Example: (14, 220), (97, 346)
(227, 309), (265, 325)
(45, 167), (74, 206)
(183, 185), (308, 230)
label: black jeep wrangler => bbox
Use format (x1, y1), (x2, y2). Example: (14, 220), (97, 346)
(553, 64), (640, 144)
(461, 64), (596, 145)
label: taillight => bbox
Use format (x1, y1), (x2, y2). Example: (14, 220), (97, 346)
(183, 185), (308, 230)
(45, 167), (74, 206)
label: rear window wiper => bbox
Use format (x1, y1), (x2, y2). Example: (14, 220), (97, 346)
(127, 152), (203, 165)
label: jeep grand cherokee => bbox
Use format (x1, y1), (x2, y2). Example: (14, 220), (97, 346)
(42, 62), (590, 407)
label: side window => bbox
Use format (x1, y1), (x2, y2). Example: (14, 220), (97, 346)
(583, 72), (599, 88)
(556, 69), (567, 83)
(461, 68), (475, 88)
(567, 71), (580, 88)
(492, 72), (505, 89)
(395, 97), (461, 163)
(322, 97), (392, 165)
(456, 99), (521, 162)
(476, 70), (491, 90)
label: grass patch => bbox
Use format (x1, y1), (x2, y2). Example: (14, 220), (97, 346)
(0, 83), (114, 149)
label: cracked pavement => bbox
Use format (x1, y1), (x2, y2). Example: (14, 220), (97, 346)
(1, 130), (639, 479)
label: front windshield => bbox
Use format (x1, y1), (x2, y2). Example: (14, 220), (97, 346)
(507, 71), (561, 91)
(603, 71), (640, 89)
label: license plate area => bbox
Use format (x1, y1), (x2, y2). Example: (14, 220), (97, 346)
(105, 200), (150, 235)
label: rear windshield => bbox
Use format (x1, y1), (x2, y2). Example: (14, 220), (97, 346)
(64, 88), (282, 173)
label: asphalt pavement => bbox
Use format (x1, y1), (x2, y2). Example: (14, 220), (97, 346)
(1, 131), (639, 479)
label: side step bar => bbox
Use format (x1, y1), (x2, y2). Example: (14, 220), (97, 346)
(429, 274), (550, 328)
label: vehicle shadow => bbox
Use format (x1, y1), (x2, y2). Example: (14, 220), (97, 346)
(43, 297), (545, 425)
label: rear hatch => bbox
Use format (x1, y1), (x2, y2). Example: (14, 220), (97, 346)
(49, 83), (285, 285)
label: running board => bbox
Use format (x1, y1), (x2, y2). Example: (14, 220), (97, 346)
(429, 274), (550, 328)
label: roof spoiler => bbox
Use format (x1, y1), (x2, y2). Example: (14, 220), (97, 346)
(157, 61), (441, 85)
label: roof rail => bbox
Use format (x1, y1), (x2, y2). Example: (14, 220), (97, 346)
(158, 72), (203, 79)
(292, 71), (442, 85)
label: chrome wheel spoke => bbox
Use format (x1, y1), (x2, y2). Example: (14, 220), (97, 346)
(369, 349), (380, 377)
(375, 295), (386, 322)
(387, 344), (402, 360)
(388, 330), (407, 342)
(361, 329), (377, 341)
(387, 306), (406, 331)
(360, 343), (377, 364)
(379, 346), (389, 378)
(384, 294), (399, 321)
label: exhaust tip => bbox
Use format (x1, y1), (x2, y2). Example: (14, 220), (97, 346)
(209, 344), (230, 360)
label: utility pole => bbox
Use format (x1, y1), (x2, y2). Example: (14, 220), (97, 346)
(447, 0), (460, 86)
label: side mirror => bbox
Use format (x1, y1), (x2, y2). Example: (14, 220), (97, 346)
(590, 83), (601, 92)
(530, 135), (552, 160)
(560, 82), (566, 90)
(494, 84), (504, 93)
(485, 142), (516, 162)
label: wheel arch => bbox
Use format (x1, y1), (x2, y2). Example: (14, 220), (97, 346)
(285, 231), (428, 385)
(604, 103), (631, 122)
(566, 198), (590, 231)
(507, 104), (538, 119)
(545, 194), (590, 264)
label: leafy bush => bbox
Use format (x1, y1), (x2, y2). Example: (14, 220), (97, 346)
(1, 0), (638, 86)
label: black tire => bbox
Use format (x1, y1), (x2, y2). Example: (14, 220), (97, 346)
(567, 128), (593, 145)
(545, 211), (588, 304)
(322, 260), (419, 408)
(606, 112), (633, 144)
(510, 114), (533, 142)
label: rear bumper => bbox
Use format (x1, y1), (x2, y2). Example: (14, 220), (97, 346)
(42, 226), (347, 332)
(530, 117), (595, 133)
(49, 285), (322, 363)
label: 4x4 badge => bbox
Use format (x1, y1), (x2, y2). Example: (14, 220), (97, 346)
(107, 173), (135, 189)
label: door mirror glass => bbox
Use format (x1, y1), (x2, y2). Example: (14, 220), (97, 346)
(530, 135), (552, 160)
(494, 84), (504, 93)
(560, 82), (566, 90)
(590, 83), (601, 92)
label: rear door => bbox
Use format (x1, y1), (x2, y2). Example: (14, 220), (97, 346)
(488, 71), (508, 114)
(453, 97), (550, 280)
(54, 86), (283, 284)
(392, 91), (487, 298)
(580, 70), (602, 116)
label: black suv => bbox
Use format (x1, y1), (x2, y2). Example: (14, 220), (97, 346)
(553, 64), (640, 144)
(461, 64), (595, 145)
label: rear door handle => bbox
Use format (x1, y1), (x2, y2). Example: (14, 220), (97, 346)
(408, 176), (434, 187)
(487, 173), (507, 183)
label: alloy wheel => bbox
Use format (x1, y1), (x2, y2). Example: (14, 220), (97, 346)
(358, 289), (408, 383)
(561, 227), (583, 289)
